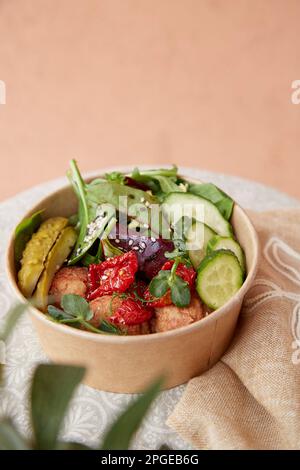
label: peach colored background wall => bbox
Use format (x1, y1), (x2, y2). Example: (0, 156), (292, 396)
(0, 0), (300, 201)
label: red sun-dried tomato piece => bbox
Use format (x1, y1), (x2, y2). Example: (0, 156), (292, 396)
(110, 297), (153, 326)
(87, 251), (138, 301)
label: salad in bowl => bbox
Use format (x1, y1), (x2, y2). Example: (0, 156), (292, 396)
(15, 161), (246, 337)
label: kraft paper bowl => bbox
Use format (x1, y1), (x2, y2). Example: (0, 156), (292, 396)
(6, 175), (259, 393)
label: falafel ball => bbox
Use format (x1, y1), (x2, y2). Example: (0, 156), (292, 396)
(49, 266), (88, 306)
(152, 294), (204, 333)
(89, 295), (150, 335)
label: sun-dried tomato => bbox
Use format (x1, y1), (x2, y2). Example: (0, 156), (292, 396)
(87, 251), (138, 301)
(161, 261), (196, 288)
(144, 260), (196, 308)
(110, 297), (153, 326)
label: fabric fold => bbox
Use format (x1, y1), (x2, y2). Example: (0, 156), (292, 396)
(167, 210), (300, 450)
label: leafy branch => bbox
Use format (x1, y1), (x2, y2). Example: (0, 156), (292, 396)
(0, 304), (164, 450)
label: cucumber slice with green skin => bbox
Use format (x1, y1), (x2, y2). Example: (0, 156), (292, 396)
(162, 193), (233, 237)
(207, 235), (246, 273)
(196, 249), (244, 310)
(186, 221), (216, 269)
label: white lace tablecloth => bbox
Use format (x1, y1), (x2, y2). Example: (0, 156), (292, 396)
(0, 167), (299, 450)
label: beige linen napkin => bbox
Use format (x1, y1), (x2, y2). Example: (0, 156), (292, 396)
(167, 209), (300, 450)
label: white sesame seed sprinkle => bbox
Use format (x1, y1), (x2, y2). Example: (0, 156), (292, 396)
(129, 239), (133, 246)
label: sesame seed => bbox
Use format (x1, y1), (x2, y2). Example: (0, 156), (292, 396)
(140, 241), (146, 249)
(145, 201), (150, 207)
(140, 197), (145, 203)
(133, 246), (139, 251)
(115, 239), (120, 244)
(129, 239), (133, 246)
(151, 237), (156, 242)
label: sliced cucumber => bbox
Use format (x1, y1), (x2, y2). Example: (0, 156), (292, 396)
(186, 221), (216, 269)
(162, 193), (232, 237)
(207, 235), (246, 273)
(196, 249), (244, 310)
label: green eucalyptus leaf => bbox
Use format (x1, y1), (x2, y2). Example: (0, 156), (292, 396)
(0, 419), (29, 450)
(0, 304), (27, 383)
(0, 304), (27, 342)
(101, 377), (163, 450)
(159, 444), (171, 450)
(170, 275), (191, 307)
(149, 271), (170, 298)
(14, 210), (43, 268)
(55, 441), (92, 450)
(31, 364), (85, 450)
(61, 294), (93, 321)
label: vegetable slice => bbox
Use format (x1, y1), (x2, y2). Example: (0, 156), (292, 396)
(162, 193), (233, 237)
(207, 235), (246, 273)
(18, 217), (68, 298)
(186, 221), (216, 269)
(14, 210), (43, 268)
(32, 226), (77, 311)
(196, 249), (244, 310)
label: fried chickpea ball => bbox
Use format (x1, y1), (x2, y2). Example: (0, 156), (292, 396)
(49, 267), (88, 306)
(89, 296), (150, 335)
(152, 294), (204, 333)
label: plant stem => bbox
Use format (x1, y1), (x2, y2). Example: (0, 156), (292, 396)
(80, 319), (105, 334)
(169, 258), (180, 282)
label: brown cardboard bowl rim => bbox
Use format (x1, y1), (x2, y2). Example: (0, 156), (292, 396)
(6, 175), (259, 344)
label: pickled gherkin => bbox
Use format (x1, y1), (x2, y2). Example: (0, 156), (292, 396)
(18, 217), (68, 297)
(32, 226), (77, 311)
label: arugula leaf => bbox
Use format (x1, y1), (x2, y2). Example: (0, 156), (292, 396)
(170, 275), (191, 307)
(67, 160), (115, 265)
(130, 166), (184, 198)
(61, 295), (93, 321)
(188, 182), (234, 220)
(132, 166), (178, 179)
(14, 210), (43, 268)
(105, 171), (126, 185)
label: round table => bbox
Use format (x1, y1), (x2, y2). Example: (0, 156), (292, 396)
(0, 167), (299, 450)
